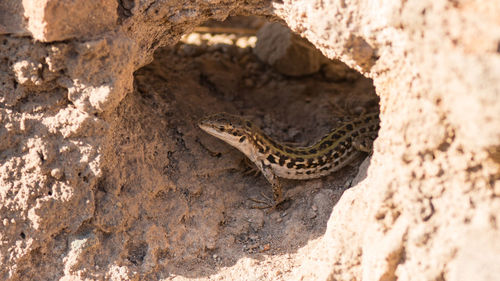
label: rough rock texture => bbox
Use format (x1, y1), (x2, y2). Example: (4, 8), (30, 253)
(0, 1), (499, 281)
(254, 22), (325, 76)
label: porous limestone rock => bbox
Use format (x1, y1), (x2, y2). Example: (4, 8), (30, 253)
(0, 0), (499, 280)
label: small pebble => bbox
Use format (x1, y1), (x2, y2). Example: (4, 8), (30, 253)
(50, 168), (63, 180)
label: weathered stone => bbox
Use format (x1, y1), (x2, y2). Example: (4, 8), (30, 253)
(254, 22), (325, 76)
(0, 1), (499, 280)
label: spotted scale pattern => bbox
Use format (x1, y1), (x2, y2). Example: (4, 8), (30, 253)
(252, 112), (379, 179)
(198, 112), (380, 204)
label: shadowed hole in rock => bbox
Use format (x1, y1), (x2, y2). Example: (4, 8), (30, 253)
(126, 242), (148, 266)
(104, 15), (380, 277)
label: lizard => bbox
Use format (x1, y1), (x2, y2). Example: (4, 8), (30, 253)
(198, 112), (379, 207)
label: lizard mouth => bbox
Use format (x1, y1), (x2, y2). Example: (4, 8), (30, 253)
(198, 122), (227, 139)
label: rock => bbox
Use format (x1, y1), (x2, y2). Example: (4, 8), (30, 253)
(1, 0), (117, 42)
(1, 1), (499, 281)
(253, 22), (325, 76)
(322, 60), (361, 82)
(50, 168), (64, 180)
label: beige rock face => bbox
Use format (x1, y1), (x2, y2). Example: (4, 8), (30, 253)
(1, 0), (117, 41)
(0, 1), (499, 281)
(254, 22), (325, 76)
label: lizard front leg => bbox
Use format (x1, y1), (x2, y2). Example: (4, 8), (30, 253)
(258, 160), (284, 205)
(249, 159), (284, 208)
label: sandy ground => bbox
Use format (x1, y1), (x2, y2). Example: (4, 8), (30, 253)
(98, 26), (378, 277)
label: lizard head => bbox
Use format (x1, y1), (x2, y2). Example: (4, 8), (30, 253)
(198, 113), (254, 147)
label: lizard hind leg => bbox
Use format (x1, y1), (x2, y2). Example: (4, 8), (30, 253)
(352, 136), (374, 153)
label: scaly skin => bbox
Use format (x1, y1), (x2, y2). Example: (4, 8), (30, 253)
(198, 112), (379, 206)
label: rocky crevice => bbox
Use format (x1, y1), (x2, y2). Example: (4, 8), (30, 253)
(0, 1), (499, 280)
